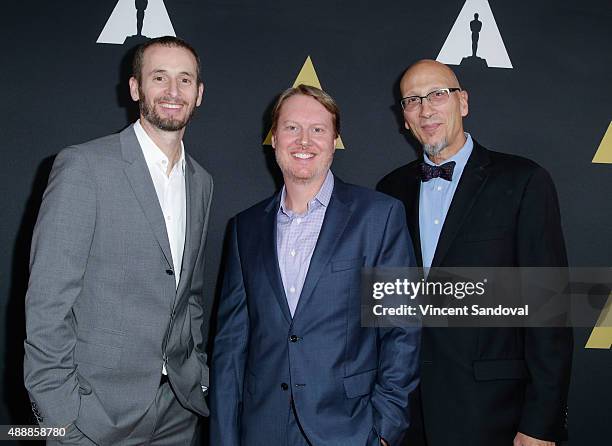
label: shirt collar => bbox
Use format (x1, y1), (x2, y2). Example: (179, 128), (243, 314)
(423, 132), (473, 170)
(134, 120), (186, 174)
(279, 170), (334, 217)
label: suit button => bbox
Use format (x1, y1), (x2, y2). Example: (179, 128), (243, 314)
(166, 269), (174, 276)
(289, 335), (298, 343)
(281, 383), (289, 391)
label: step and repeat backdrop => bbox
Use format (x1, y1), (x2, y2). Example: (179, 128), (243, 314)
(2, 0), (610, 443)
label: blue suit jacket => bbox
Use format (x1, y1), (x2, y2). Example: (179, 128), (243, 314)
(210, 177), (420, 446)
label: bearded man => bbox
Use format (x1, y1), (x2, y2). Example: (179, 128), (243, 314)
(24, 36), (213, 445)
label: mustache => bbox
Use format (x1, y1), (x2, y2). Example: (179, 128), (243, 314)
(155, 96), (187, 105)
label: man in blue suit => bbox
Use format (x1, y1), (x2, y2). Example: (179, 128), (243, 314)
(209, 85), (421, 446)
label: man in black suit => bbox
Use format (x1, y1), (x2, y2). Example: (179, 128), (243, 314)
(378, 60), (572, 446)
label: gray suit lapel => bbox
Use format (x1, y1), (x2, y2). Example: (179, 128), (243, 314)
(120, 126), (174, 269)
(176, 157), (202, 297)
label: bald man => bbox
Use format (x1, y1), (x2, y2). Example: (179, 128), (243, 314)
(378, 60), (572, 446)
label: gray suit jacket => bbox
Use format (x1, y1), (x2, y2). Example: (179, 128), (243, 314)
(24, 125), (213, 445)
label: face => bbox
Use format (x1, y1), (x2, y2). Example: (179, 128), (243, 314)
(129, 44), (203, 132)
(272, 94), (337, 186)
(400, 61), (468, 160)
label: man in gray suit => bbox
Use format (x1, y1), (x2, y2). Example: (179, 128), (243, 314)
(24, 36), (213, 445)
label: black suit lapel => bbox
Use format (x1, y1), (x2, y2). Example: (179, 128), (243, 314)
(261, 194), (293, 323)
(431, 144), (491, 267)
(403, 165), (423, 267)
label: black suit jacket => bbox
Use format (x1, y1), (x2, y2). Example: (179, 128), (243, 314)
(378, 142), (573, 446)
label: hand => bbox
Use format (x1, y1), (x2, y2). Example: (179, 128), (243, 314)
(513, 432), (555, 446)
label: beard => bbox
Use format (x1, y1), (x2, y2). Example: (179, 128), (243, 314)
(423, 138), (448, 159)
(139, 87), (196, 132)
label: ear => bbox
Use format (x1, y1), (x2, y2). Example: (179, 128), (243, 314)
(129, 77), (140, 102)
(271, 133), (276, 149)
(459, 90), (469, 118)
(404, 121), (410, 130)
(196, 82), (204, 107)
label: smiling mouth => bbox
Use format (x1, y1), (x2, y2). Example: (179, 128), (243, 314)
(292, 152), (315, 159)
(421, 123), (442, 133)
(158, 103), (183, 109)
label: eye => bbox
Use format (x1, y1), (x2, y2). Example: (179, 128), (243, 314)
(180, 77), (192, 85)
(153, 75), (165, 82)
(312, 127), (325, 134)
(285, 125), (298, 132)
(406, 97), (419, 104)
(432, 90), (446, 98)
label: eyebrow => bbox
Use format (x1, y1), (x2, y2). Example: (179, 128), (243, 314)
(149, 69), (195, 77)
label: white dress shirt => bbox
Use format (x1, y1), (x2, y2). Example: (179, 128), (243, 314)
(134, 120), (186, 288)
(134, 120), (187, 376)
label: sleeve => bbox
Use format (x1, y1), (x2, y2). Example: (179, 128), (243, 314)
(516, 166), (573, 441)
(23, 147), (96, 427)
(370, 200), (422, 445)
(189, 174), (214, 388)
(209, 217), (249, 446)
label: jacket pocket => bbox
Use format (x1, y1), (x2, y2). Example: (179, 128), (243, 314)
(74, 341), (121, 369)
(460, 226), (510, 242)
(343, 368), (376, 398)
(473, 359), (528, 381)
(74, 328), (125, 369)
(332, 256), (365, 273)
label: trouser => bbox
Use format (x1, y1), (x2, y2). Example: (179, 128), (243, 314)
(48, 378), (199, 446)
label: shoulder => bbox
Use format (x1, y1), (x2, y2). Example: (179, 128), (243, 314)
(335, 180), (406, 214)
(57, 131), (124, 169)
(53, 132), (121, 172)
(234, 194), (278, 224)
(378, 159), (420, 190)
(479, 144), (554, 185)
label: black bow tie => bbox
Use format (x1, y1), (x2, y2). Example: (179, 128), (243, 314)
(418, 161), (456, 182)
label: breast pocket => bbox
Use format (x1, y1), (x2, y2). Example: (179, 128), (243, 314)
(331, 256), (365, 273)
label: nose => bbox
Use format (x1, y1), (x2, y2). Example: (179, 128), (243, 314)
(419, 98), (435, 118)
(298, 130), (311, 147)
(166, 78), (179, 97)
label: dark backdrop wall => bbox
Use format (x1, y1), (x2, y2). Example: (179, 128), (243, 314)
(2, 0), (611, 444)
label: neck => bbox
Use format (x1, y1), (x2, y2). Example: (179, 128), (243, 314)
(140, 118), (184, 173)
(283, 175), (327, 214)
(428, 133), (466, 164)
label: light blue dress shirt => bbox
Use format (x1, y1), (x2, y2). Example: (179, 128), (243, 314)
(276, 171), (334, 316)
(419, 133), (473, 268)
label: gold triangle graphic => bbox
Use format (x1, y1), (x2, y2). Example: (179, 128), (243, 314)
(585, 291), (612, 349)
(263, 56), (345, 149)
(592, 121), (612, 164)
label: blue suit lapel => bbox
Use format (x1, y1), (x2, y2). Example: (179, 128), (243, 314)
(262, 194), (292, 323)
(293, 179), (352, 319)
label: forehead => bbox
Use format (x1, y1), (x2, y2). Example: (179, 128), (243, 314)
(141, 44), (198, 75)
(278, 94), (333, 123)
(400, 63), (457, 95)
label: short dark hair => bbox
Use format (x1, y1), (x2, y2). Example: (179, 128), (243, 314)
(271, 84), (341, 137)
(132, 36), (202, 84)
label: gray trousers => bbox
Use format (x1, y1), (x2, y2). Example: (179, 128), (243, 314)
(48, 381), (198, 446)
